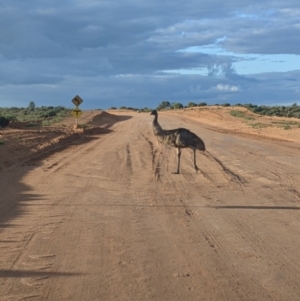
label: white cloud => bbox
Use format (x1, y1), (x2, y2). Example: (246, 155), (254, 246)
(0, 0), (300, 108)
(216, 84), (240, 92)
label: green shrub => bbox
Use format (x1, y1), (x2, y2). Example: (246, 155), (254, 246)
(39, 110), (57, 118)
(172, 103), (184, 109)
(245, 104), (300, 119)
(5, 115), (17, 122)
(157, 101), (171, 110)
(0, 116), (9, 127)
(187, 102), (197, 108)
(250, 123), (270, 129)
(230, 110), (254, 120)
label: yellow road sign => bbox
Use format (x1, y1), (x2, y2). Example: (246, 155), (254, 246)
(71, 108), (83, 118)
(72, 95), (83, 107)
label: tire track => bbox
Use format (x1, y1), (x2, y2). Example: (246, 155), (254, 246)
(155, 173), (274, 300)
(125, 143), (133, 172)
(228, 216), (300, 300)
(140, 132), (163, 181)
(140, 132), (157, 169)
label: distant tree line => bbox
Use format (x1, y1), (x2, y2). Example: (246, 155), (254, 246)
(156, 101), (209, 110)
(236, 103), (300, 119)
(154, 101), (300, 119)
(0, 101), (71, 126)
(2, 101), (300, 126)
(111, 101), (230, 111)
(111, 106), (152, 112)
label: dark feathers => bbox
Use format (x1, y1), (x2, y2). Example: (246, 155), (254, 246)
(150, 110), (205, 174)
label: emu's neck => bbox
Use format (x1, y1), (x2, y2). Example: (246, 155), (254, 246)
(152, 114), (164, 136)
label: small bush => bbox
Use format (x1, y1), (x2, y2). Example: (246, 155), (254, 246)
(39, 110), (57, 118)
(0, 116), (9, 127)
(187, 102), (197, 108)
(230, 110), (254, 120)
(157, 101), (171, 110)
(250, 123), (270, 129)
(171, 103), (184, 109)
(5, 115), (17, 122)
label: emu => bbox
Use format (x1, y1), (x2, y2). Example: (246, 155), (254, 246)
(150, 110), (205, 174)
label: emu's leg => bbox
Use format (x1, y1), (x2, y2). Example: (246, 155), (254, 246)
(172, 148), (181, 174)
(193, 149), (199, 173)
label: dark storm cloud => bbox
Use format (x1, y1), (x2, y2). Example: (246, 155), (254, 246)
(0, 0), (300, 108)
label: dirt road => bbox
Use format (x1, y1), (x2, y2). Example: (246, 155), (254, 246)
(1, 111), (300, 300)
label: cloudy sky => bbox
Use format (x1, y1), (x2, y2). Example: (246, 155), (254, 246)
(1, 0), (300, 109)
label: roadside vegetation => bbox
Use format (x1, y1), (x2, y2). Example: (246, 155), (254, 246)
(154, 101), (300, 120)
(115, 106), (153, 112)
(0, 102), (71, 127)
(227, 104), (300, 130)
(152, 101), (300, 130)
(229, 110), (254, 120)
(2, 100), (300, 129)
(239, 103), (300, 119)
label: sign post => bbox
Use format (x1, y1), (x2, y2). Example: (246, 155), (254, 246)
(71, 95), (83, 127)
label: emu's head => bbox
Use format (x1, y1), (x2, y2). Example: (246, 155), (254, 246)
(150, 110), (157, 116)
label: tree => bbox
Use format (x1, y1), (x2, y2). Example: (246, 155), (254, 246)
(187, 102), (197, 108)
(198, 102), (207, 107)
(173, 103), (184, 109)
(28, 101), (36, 111)
(157, 101), (170, 110)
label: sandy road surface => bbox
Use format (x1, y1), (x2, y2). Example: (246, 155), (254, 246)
(1, 111), (300, 300)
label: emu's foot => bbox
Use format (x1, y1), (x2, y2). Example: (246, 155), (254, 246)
(194, 166), (199, 173)
(172, 171), (180, 174)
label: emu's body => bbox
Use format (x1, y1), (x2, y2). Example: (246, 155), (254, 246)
(150, 110), (205, 174)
